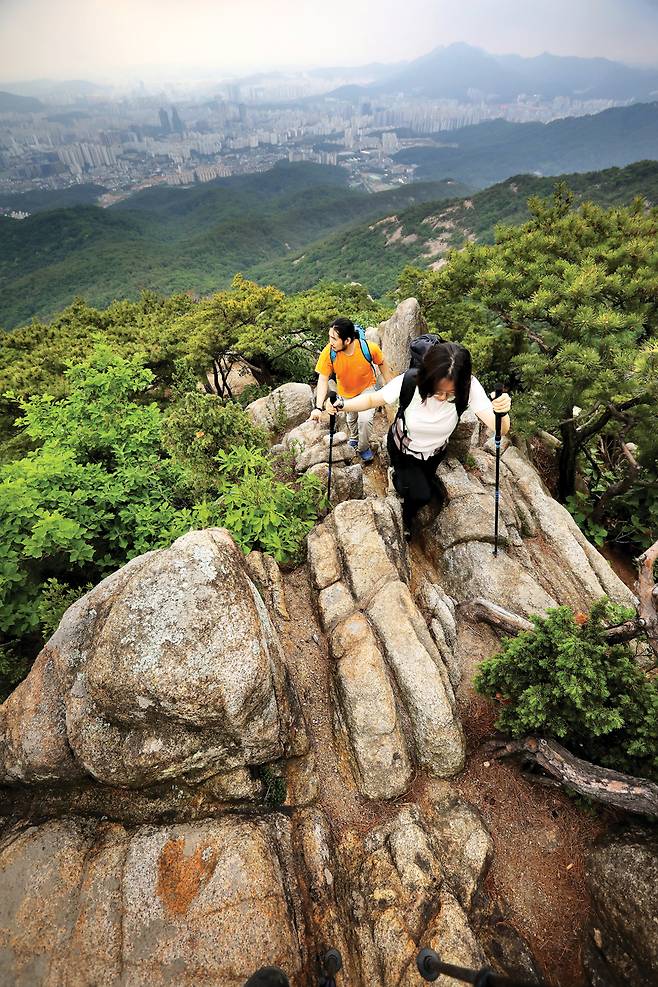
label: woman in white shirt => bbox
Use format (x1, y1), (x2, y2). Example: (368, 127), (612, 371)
(325, 341), (512, 538)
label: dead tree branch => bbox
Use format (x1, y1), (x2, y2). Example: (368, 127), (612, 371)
(464, 598), (644, 644)
(487, 735), (658, 816)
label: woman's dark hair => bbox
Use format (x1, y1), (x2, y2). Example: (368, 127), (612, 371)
(417, 342), (472, 415)
(330, 317), (355, 343)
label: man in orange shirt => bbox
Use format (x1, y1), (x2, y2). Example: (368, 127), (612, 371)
(310, 317), (394, 462)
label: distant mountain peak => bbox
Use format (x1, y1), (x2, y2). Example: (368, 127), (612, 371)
(332, 44), (658, 103)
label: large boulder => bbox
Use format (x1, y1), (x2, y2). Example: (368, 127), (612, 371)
(308, 462), (364, 507)
(343, 803), (488, 985)
(277, 419), (364, 509)
(225, 359), (259, 397)
(0, 800), (496, 987)
(282, 420), (359, 475)
(420, 444), (636, 616)
(374, 297), (427, 375)
(585, 829), (658, 987)
(246, 382), (313, 433)
(331, 612), (413, 800)
(0, 529), (306, 788)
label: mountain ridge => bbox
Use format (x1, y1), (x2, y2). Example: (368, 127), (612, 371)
(326, 42), (658, 102)
(393, 101), (658, 187)
(251, 160), (658, 296)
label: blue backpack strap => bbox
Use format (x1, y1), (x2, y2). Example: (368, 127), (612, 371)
(354, 324), (374, 367)
(330, 325), (373, 371)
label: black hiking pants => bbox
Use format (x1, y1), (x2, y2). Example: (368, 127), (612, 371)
(387, 428), (446, 530)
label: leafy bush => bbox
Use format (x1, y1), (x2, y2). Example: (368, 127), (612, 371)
(0, 349), (326, 686)
(162, 392), (268, 496)
(475, 598), (658, 781)
(202, 445), (325, 563)
(565, 492), (609, 547)
(0, 348), (191, 641)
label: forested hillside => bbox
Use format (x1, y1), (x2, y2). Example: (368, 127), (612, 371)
(254, 160), (658, 295)
(0, 194), (656, 795)
(0, 163), (468, 328)
(0, 184), (107, 214)
(393, 101), (658, 186)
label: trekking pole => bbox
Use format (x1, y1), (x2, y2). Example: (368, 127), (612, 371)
(493, 385), (505, 558)
(417, 948), (542, 986)
(326, 380), (338, 504)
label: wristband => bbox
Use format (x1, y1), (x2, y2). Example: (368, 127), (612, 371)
(315, 405), (323, 411)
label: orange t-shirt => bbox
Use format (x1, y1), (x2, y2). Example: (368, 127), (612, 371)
(315, 341), (383, 398)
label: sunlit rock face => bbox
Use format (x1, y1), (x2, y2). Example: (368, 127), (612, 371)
(0, 529), (304, 788)
(0, 799), (495, 987)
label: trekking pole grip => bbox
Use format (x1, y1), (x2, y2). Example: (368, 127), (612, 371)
(327, 382), (339, 436)
(319, 947), (342, 986)
(493, 384), (505, 440)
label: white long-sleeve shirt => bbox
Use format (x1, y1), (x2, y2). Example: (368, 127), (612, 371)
(379, 373), (492, 457)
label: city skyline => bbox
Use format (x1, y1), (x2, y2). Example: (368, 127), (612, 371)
(2, 0), (658, 85)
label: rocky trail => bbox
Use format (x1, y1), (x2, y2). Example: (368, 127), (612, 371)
(0, 300), (656, 987)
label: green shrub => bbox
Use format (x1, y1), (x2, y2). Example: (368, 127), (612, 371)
(37, 577), (94, 640)
(0, 349), (191, 643)
(565, 492), (609, 547)
(475, 598), (658, 781)
(0, 346), (324, 687)
(162, 392), (268, 496)
(200, 445), (325, 563)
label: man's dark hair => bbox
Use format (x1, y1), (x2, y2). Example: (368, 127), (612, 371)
(330, 317), (355, 343)
(417, 341), (472, 416)
(243, 967), (290, 987)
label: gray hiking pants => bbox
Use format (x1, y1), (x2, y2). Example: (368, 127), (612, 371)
(346, 386), (377, 452)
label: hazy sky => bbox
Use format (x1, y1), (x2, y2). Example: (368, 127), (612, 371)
(1, 0), (658, 83)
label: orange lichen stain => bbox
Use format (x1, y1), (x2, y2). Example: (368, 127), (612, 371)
(156, 837), (218, 916)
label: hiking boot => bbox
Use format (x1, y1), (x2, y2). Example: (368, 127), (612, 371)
(347, 438), (358, 449)
(360, 448), (374, 463)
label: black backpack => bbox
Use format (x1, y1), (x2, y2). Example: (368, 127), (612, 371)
(397, 332), (446, 421)
(409, 332), (443, 370)
(394, 333), (462, 454)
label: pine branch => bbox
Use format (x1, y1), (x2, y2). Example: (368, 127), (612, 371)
(591, 434), (642, 523)
(463, 598), (643, 644)
(576, 396), (649, 443)
(492, 309), (552, 354)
